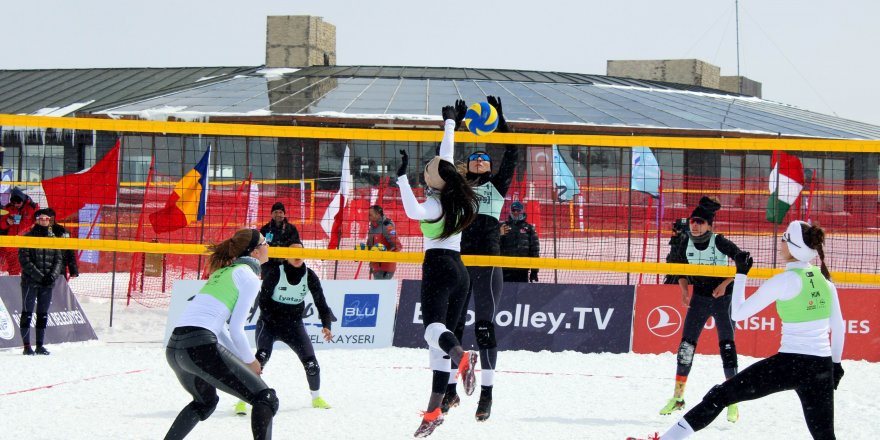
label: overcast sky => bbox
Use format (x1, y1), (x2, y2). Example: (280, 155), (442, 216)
(6, 0), (879, 125)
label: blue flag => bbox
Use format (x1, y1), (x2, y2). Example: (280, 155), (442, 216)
(552, 145), (580, 202)
(631, 147), (660, 198)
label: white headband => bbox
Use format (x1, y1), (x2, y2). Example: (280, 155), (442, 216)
(784, 221), (819, 263)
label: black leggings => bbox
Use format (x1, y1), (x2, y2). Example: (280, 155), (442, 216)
(255, 318), (320, 391)
(165, 327), (276, 439)
(20, 281), (53, 346)
(420, 249), (469, 329)
(678, 294), (737, 377)
(684, 353), (835, 439)
(457, 265), (503, 371)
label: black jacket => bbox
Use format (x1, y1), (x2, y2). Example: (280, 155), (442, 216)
(258, 262), (335, 331)
(669, 233), (741, 297)
(260, 218), (301, 267)
(461, 145), (518, 256)
(51, 223), (79, 277)
(499, 214), (539, 260)
(18, 225), (63, 286)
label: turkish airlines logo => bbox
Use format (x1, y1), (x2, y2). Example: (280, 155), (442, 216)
(647, 306), (682, 338)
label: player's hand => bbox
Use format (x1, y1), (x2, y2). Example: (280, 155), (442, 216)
(397, 150), (409, 177)
(322, 327), (333, 342)
(712, 284), (726, 298)
(500, 224), (510, 235)
(248, 360), (263, 375)
(681, 288), (691, 307)
(833, 362), (844, 389)
(734, 251), (753, 275)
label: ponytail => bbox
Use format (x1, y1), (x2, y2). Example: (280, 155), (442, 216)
(801, 223), (830, 280)
(206, 229), (256, 274)
(427, 160), (477, 240)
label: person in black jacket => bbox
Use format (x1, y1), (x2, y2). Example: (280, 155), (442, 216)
(659, 196), (744, 424)
(448, 95), (518, 422)
(235, 242), (336, 415)
(44, 208), (79, 279)
(499, 201), (540, 283)
(18, 209), (63, 355)
(259, 202), (301, 268)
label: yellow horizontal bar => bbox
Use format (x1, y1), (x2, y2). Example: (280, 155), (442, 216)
(3, 114), (880, 153)
(1, 236), (876, 285)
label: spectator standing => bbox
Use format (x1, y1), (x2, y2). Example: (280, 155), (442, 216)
(259, 202), (300, 267)
(1, 187), (39, 275)
(499, 201), (540, 283)
(365, 205), (402, 280)
(18, 209), (62, 355)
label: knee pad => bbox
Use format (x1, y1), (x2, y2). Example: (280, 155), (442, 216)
(303, 357), (320, 376)
(190, 394), (219, 421)
(255, 349), (271, 368)
(474, 320), (496, 349)
(423, 322), (448, 350)
(35, 313), (49, 329)
(719, 340), (738, 369)
(19, 312), (33, 328)
(428, 347), (450, 372)
(677, 341), (696, 367)
(253, 388), (280, 415)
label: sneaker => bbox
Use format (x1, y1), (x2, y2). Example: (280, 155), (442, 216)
(22, 346), (35, 356)
(413, 408), (443, 438)
(35, 346), (50, 355)
(659, 397), (685, 415)
(475, 393), (492, 422)
(457, 351), (479, 396)
(312, 397), (332, 409)
(440, 391), (460, 414)
(234, 400), (248, 416)
(727, 404), (739, 423)
(626, 434), (660, 440)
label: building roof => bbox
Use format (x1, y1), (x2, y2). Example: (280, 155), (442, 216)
(3, 65), (880, 140)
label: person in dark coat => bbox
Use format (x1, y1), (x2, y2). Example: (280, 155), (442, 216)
(18, 209), (63, 355)
(499, 201), (540, 283)
(43, 208), (79, 279)
(259, 202), (301, 269)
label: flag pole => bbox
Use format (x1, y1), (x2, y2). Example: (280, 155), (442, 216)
(655, 171), (664, 284)
(109, 137), (122, 327)
(772, 151), (780, 268)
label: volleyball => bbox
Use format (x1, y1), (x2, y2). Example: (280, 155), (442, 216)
(464, 102), (499, 135)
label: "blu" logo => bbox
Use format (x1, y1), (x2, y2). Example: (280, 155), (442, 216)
(342, 294), (380, 328)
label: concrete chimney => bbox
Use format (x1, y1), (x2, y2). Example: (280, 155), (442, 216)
(719, 76), (762, 98)
(607, 59), (721, 89)
(266, 16), (336, 68)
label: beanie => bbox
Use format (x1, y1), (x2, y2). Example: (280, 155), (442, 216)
(511, 201), (524, 211)
(271, 202), (285, 213)
(690, 196), (721, 224)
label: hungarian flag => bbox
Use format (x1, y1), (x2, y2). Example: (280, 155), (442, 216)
(149, 146), (211, 234)
(320, 146), (351, 249)
(766, 151), (804, 224)
(43, 139), (120, 220)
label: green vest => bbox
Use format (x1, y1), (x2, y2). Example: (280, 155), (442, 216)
(420, 219), (445, 239)
(776, 266), (832, 323)
(272, 266), (310, 305)
(685, 234), (728, 266)
(473, 182), (504, 220)
(199, 264), (243, 312)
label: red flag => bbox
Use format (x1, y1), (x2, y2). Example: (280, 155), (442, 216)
(42, 139), (120, 221)
(327, 194), (345, 250)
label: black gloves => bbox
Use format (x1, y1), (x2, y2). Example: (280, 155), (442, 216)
(41, 273), (56, 286)
(833, 363), (844, 390)
(441, 105), (456, 122)
(734, 251), (753, 275)
(397, 150), (409, 177)
(487, 95), (509, 132)
(529, 269), (539, 283)
(454, 99), (467, 130)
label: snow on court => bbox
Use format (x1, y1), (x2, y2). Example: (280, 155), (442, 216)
(2, 296), (877, 439)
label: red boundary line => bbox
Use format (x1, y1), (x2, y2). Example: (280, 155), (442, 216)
(1, 369), (148, 396)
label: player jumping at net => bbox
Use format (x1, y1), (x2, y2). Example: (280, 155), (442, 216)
(661, 196), (743, 422)
(165, 229), (277, 440)
(397, 100), (479, 438)
(446, 95), (518, 422)
(629, 220), (845, 440)
(234, 241), (337, 416)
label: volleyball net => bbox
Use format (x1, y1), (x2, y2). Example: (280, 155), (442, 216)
(0, 114), (878, 307)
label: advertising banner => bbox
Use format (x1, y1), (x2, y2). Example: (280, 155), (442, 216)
(165, 279), (397, 350)
(0, 276), (98, 349)
(632, 284), (879, 362)
(393, 281), (635, 354)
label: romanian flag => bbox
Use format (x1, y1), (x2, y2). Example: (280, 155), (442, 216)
(766, 150), (804, 224)
(149, 146), (211, 234)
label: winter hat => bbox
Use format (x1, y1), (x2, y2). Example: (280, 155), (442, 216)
(690, 196), (722, 224)
(43, 208), (57, 218)
(34, 208), (52, 220)
(271, 202), (285, 213)
(510, 201), (524, 211)
(9, 187), (23, 203)
(784, 220), (819, 263)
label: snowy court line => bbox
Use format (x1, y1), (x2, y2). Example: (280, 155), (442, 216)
(0, 369), (148, 396)
(366, 365), (667, 380)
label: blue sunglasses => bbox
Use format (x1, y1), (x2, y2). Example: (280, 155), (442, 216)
(468, 153), (491, 162)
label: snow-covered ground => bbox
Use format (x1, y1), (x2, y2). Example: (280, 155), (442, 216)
(2, 296), (877, 440)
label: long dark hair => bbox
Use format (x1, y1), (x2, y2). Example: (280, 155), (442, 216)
(426, 160), (477, 240)
(801, 223), (831, 280)
(206, 229), (257, 274)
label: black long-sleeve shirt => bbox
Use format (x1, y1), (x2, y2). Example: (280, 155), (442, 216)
(461, 145), (518, 256)
(669, 233), (741, 297)
(258, 262), (335, 330)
